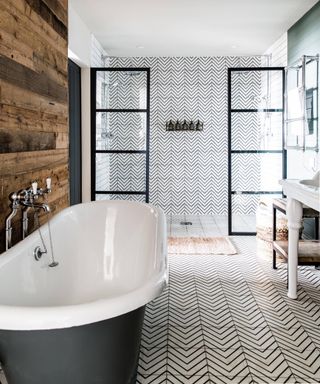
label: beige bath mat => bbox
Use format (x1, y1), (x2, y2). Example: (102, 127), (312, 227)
(168, 237), (237, 255)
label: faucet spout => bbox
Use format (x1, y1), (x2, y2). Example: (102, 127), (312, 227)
(22, 202), (51, 213)
(36, 203), (51, 213)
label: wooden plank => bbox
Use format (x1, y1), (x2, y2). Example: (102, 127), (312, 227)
(25, 0), (68, 40)
(0, 0), (67, 57)
(41, 0), (67, 26)
(0, 149), (68, 177)
(56, 0), (67, 11)
(0, 29), (35, 69)
(0, 29), (68, 87)
(273, 240), (320, 263)
(0, 81), (68, 120)
(0, 104), (67, 134)
(55, 132), (69, 149)
(0, 55), (68, 104)
(0, 127), (56, 153)
(273, 198), (287, 212)
(33, 52), (68, 88)
(0, 0), (69, 253)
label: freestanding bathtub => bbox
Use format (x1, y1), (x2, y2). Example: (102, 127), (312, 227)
(0, 200), (167, 384)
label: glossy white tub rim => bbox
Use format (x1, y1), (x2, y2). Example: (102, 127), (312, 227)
(0, 201), (167, 330)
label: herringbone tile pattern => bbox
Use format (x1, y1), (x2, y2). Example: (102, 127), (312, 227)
(137, 233), (320, 383)
(108, 56), (265, 215)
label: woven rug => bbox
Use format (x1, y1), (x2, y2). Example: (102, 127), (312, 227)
(168, 236), (237, 255)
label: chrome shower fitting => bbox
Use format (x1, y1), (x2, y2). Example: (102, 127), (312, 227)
(5, 178), (52, 249)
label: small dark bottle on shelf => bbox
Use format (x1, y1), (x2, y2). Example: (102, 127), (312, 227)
(175, 120), (181, 131)
(196, 120), (203, 131)
(182, 119), (188, 130)
(167, 120), (174, 131)
(189, 120), (195, 130)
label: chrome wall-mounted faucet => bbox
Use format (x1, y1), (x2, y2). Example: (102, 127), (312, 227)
(5, 178), (52, 250)
(5, 193), (20, 251)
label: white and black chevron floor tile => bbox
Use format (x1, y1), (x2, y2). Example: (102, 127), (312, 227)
(136, 222), (320, 384)
(2, 218), (318, 384)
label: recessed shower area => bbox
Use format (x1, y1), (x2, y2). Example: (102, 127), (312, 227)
(90, 58), (287, 236)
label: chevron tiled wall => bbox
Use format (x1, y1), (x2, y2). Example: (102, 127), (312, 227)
(102, 56), (265, 214)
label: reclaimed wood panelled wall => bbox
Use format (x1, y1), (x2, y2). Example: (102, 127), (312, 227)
(0, 0), (69, 252)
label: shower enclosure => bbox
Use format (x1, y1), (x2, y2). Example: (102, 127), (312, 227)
(228, 67), (286, 235)
(91, 68), (150, 202)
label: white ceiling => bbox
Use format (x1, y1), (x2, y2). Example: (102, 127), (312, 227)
(70, 0), (318, 57)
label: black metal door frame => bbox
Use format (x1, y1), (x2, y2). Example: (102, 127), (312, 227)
(228, 67), (287, 236)
(68, 59), (82, 205)
(90, 67), (150, 202)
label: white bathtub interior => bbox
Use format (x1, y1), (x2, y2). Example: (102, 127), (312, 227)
(0, 201), (166, 308)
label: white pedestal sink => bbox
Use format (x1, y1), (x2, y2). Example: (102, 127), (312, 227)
(279, 171), (320, 299)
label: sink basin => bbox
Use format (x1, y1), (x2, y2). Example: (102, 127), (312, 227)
(299, 179), (320, 188)
(280, 171), (320, 212)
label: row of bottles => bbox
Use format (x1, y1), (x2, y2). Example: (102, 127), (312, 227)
(165, 119), (204, 131)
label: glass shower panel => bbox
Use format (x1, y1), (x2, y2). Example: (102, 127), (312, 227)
(96, 112), (146, 151)
(228, 67), (285, 235)
(97, 70), (147, 110)
(231, 70), (283, 110)
(92, 68), (150, 203)
(231, 70), (262, 110)
(95, 153), (146, 192)
(231, 153), (283, 192)
(231, 112), (283, 151)
(231, 193), (282, 233)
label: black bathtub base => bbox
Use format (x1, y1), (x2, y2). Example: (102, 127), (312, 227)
(0, 306), (145, 384)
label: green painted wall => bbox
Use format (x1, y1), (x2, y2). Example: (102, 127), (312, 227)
(288, 1), (320, 65)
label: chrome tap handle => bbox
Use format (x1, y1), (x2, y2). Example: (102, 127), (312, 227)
(17, 189), (31, 203)
(9, 192), (18, 204)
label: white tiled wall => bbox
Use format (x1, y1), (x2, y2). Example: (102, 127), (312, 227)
(91, 36), (111, 196)
(91, 35), (106, 67)
(264, 33), (288, 67)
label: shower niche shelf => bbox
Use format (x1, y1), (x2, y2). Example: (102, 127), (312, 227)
(165, 120), (204, 131)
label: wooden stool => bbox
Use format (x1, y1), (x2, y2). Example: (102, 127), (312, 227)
(272, 198), (320, 271)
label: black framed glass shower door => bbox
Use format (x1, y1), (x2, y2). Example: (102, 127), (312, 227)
(228, 67), (286, 235)
(91, 68), (150, 202)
